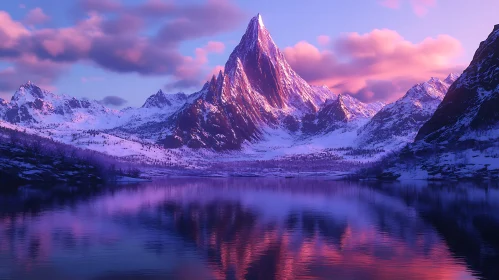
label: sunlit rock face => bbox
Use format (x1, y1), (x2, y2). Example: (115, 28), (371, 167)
(162, 15), (334, 150)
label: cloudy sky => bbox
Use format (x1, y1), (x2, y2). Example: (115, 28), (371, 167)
(0, 0), (497, 106)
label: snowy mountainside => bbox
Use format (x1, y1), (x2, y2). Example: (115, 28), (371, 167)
(301, 94), (384, 134)
(0, 83), (196, 168)
(358, 75), (459, 150)
(0, 119), (199, 168)
(377, 24), (499, 180)
(4, 82), (120, 128)
(416, 24), (499, 143)
(142, 90), (188, 109)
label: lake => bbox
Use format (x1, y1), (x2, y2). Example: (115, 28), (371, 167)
(0, 178), (498, 280)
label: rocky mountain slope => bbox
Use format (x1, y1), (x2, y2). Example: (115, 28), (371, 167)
(378, 25), (499, 180)
(161, 14), (340, 150)
(358, 75), (458, 150)
(142, 90), (188, 109)
(416, 25), (499, 143)
(302, 94), (384, 134)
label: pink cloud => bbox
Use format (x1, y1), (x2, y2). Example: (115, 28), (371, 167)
(284, 29), (463, 102)
(0, 11), (29, 43)
(204, 41), (226, 53)
(317, 35), (331, 46)
(24, 7), (50, 25)
(0, 55), (66, 92)
(379, 0), (437, 16)
(411, 0), (436, 16)
(171, 41), (226, 86)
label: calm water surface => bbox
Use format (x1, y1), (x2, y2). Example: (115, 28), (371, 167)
(0, 178), (498, 280)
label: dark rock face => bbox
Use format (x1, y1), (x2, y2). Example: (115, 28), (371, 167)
(162, 15), (331, 150)
(5, 105), (36, 123)
(416, 25), (499, 143)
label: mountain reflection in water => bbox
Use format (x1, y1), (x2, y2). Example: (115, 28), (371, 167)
(0, 178), (498, 280)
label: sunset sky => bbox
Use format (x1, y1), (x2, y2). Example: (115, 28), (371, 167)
(0, 0), (498, 106)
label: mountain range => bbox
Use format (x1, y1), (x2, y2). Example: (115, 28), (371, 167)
(1, 15), (498, 179)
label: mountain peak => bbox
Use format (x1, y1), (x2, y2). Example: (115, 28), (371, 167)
(12, 81), (46, 103)
(142, 90), (187, 108)
(444, 73), (460, 84)
(256, 13), (264, 27)
(247, 13), (265, 34)
(229, 13), (275, 60)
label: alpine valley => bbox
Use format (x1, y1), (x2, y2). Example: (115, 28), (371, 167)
(1, 15), (498, 180)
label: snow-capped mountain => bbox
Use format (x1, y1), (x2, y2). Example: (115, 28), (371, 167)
(302, 94), (384, 134)
(358, 74), (459, 149)
(159, 14), (390, 150)
(161, 14), (338, 150)
(380, 25), (499, 180)
(3, 81), (120, 128)
(416, 24), (499, 143)
(142, 90), (188, 109)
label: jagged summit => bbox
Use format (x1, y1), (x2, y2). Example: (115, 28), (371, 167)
(257, 13), (264, 27)
(12, 81), (48, 103)
(142, 90), (187, 108)
(162, 14), (335, 150)
(220, 13), (326, 109)
(244, 13), (266, 43)
(444, 73), (461, 84)
(224, 13), (281, 76)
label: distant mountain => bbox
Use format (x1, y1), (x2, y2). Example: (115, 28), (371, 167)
(302, 94), (384, 134)
(142, 90), (188, 109)
(161, 14), (336, 150)
(358, 75), (459, 149)
(3, 82), (119, 128)
(416, 24), (499, 143)
(377, 25), (499, 180)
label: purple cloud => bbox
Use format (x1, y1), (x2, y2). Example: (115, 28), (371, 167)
(0, 1), (244, 93)
(100, 95), (128, 106)
(156, 0), (245, 45)
(0, 56), (65, 92)
(133, 0), (175, 17)
(24, 7), (50, 25)
(79, 0), (122, 13)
